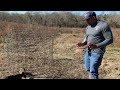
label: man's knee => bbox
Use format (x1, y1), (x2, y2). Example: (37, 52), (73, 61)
(90, 62), (99, 73)
(84, 64), (90, 72)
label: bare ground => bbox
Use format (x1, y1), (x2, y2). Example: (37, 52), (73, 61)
(0, 24), (119, 79)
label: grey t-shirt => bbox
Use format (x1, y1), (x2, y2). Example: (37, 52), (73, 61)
(84, 20), (113, 53)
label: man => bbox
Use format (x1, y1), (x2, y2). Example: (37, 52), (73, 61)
(77, 11), (113, 79)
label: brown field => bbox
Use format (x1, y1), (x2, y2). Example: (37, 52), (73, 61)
(0, 22), (120, 79)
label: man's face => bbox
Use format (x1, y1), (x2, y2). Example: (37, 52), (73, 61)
(86, 16), (95, 25)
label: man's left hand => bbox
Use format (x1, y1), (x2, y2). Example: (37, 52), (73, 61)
(88, 44), (97, 49)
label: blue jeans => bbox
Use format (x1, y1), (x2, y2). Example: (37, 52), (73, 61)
(84, 51), (104, 79)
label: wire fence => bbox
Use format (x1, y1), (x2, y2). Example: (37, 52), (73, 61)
(1, 28), (58, 78)
(0, 25), (88, 79)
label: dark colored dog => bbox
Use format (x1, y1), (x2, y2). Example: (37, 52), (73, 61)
(5, 72), (27, 79)
(5, 72), (35, 79)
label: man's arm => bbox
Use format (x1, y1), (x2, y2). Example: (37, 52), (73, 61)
(96, 24), (113, 48)
(82, 36), (87, 45)
(77, 35), (87, 47)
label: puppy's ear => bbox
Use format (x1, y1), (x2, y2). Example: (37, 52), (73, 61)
(19, 68), (25, 74)
(22, 72), (27, 78)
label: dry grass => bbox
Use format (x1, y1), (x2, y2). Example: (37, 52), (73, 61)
(53, 27), (120, 79)
(0, 22), (120, 79)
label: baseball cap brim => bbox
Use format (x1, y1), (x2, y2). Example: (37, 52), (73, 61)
(83, 11), (96, 20)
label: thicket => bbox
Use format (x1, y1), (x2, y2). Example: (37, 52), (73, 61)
(0, 11), (120, 28)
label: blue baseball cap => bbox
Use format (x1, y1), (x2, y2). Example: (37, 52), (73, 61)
(84, 11), (96, 20)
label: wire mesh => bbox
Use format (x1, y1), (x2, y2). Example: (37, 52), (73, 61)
(3, 29), (57, 78)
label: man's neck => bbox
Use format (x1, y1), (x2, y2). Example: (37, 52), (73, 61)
(91, 20), (98, 27)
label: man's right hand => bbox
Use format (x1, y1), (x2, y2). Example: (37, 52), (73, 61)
(77, 42), (84, 47)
